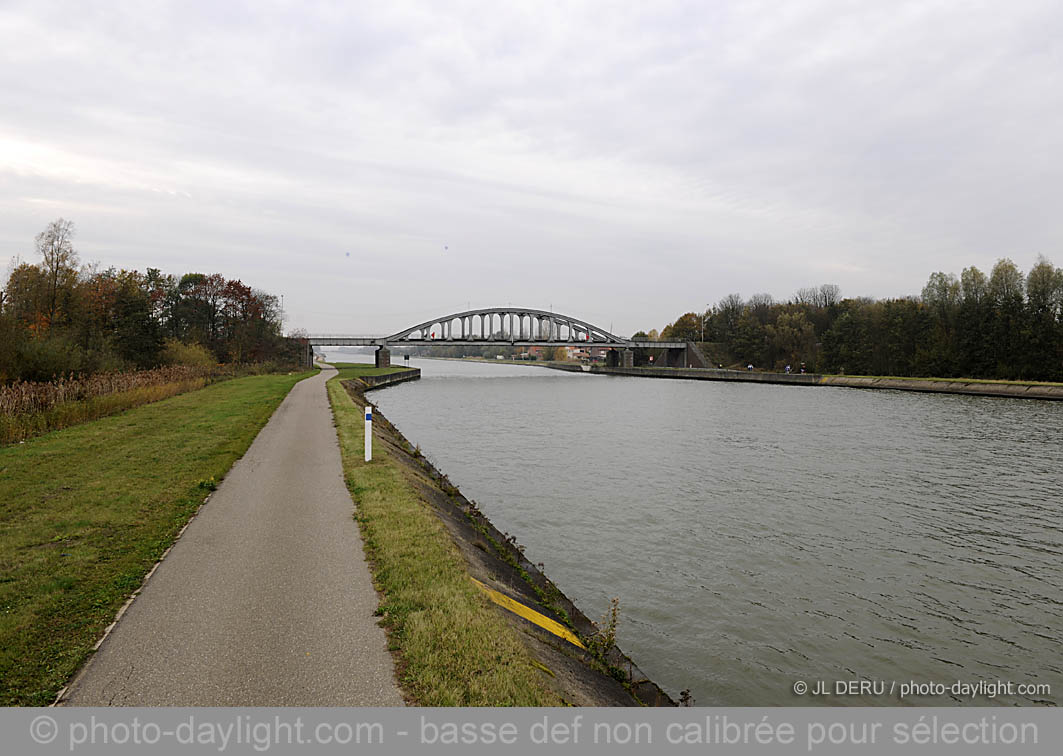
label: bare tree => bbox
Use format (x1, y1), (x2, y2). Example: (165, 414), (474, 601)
(794, 287), (816, 306)
(818, 283), (840, 307)
(35, 218), (78, 324)
(795, 284), (840, 308)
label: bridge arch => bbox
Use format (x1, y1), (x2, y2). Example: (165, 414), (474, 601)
(384, 307), (628, 345)
(302, 308), (697, 369)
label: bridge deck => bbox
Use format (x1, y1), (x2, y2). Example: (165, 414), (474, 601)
(306, 337), (687, 349)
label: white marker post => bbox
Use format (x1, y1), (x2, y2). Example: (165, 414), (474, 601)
(364, 404), (372, 462)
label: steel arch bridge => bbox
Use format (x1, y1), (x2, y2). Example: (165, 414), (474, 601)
(304, 306), (699, 368)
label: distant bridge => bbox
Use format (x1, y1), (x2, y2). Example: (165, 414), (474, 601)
(304, 307), (707, 369)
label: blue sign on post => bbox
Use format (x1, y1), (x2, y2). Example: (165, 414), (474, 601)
(364, 405), (372, 462)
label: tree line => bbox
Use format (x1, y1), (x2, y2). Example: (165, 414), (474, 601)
(1, 219), (299, 383)
(641, 257), (1063, 380)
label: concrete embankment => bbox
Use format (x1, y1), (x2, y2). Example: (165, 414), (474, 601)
(357, 367), (421, 389)
(350, 377), (675, 706)
(554, 365), (1063, 401)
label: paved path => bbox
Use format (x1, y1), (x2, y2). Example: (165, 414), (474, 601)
(61, 366), (404, 706)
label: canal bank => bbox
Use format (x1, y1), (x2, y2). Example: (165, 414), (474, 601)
(366, 358), (1063, 706)
(548, 364), (1063, 401)
(329, 366), (674, 706)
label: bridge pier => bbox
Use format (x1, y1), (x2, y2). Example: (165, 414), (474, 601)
(663, 346), (686, 367)
(623, 348), (634, 368)
(375, 346), (391, 369)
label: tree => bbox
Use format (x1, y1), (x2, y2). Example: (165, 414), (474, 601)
(765, 311), (816, 368)
(1025, 256), (1063, 314)
(1024, 256), (1063, 379)
(661, 312), (700, 341)
(35, 218), (79, 327)
(988, 258), (1026, 378)
(4, 262), (49, 331)
(748, 293), (775, 325)
(794, 284), (839, 308)
(732, 309), (766, 365)
(113, 271), (163, 367)
(550, 345), (570, 361)
(922, 272), (962, 323)
(823, 305), (871, 374)
(921, 272), (962, 375)
(713, 293), (744, 347)
(956, 266), (992, 377)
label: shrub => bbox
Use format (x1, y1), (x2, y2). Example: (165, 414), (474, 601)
(161, 339), (216, 367)
(15, 336), (87, 382)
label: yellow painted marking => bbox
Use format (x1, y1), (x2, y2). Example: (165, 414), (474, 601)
(471, 578), (586, 649)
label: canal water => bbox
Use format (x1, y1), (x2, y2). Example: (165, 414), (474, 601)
(350, 356), (1062, 706)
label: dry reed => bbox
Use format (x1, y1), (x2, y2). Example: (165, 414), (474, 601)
(0, 365), (240, 445)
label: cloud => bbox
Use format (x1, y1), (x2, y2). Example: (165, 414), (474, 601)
(2, 0), (1061, 334)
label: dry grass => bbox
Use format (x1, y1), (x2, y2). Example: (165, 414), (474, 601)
(0, 364), (287, 445)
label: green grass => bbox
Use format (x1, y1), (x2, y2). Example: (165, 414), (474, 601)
(327, 374), (560, 706)
(328, 362), (413, 379)
(822, 373), (1063, 387)
(0, 370), (315, 706)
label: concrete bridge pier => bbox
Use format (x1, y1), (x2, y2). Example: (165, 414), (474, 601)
(606, 349), (636, 367)
(375, 346), (391, 369)
(663, 346), (686, 367)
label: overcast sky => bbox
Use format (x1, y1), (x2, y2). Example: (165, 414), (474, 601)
(2, 1), (1061, 336)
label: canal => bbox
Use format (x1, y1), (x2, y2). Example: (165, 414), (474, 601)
(354, 356), (1062, 706)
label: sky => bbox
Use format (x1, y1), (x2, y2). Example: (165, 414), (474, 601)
(2, 0), (1061, 337)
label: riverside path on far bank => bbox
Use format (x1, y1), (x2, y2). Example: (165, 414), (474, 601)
(59, 365), (404, 706)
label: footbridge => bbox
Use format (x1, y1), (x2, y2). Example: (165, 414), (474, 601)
(304, 307), (707, 369)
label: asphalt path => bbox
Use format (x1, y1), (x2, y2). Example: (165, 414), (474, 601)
(61, 365), (403, 705)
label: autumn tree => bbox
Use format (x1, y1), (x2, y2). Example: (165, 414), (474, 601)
(660, 312), (700, 342)
(36, 218), (79, 327)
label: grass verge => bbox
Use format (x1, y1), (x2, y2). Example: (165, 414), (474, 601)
(329, 362), (415, 379)
(326, 367), (561, 706)
(0, 370), (316, 706)
(823, 373), (1063, 387)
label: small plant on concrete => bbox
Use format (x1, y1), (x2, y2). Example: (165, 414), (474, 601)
(502, 532), (526, 555)
(587, 597), (620, 657)
(437, 474), (461, 496)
